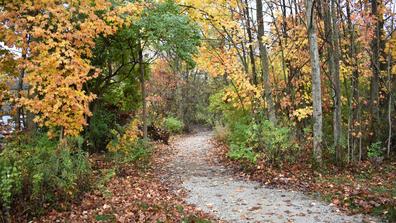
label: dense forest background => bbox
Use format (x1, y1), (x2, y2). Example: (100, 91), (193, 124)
(0, 0), (395, 222)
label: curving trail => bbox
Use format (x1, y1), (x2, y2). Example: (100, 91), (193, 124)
(160, 131), (379, 223)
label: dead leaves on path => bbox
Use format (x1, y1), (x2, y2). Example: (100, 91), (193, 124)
(36, 144), (212, 223)
(211, 141), (396, 220)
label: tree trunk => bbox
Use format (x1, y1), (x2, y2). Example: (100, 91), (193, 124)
(331, 0), (342, 164)
(369, 0), (384, 150)
(387, 47), (393, 157)
(323, 0), (342, 164)
(138, 41), (148, 139)
(16, 44), (28, 131)
(345, 0), (360, 162)
(306, 0), (323, 164)
(244, 0), (258, 85)
(256, 0), (277, 124)
(16, 66), (24, 131)
(386, 53), (393, 157)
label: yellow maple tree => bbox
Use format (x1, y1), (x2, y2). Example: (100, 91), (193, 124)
(0, 0), (143, 137)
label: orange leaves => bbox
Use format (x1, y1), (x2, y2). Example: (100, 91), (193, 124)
(386, 33), (396, 75)
(146, 59), (180, 113)
(0, 0), (139, 137)
(0, 0), (148, 137)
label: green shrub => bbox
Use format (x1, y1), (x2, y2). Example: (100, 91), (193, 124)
(368, 141), (383, 158)
(106, 120), (152, 167)
(0, 133), (91, 216)
(208, 90), (229, 125)
(0, 164), (21, 210)
(227, 119), (251, 147)
(209, 88), (298, 166)
(228, 144), (257, 164)
(208, 89), (250, 126)
(110, 138), (152, 167)
(163, 116), (184, 134)
(250, 120), (298, 165)
(86, 106), (117, 152)
(209, 89), (258, 165)
(222, 113), (258, 166)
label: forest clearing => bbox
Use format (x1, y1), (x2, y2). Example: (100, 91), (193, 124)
(0, 0), (395, 222)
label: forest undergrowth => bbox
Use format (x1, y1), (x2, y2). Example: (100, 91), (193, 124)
(211, 140), (396, 222)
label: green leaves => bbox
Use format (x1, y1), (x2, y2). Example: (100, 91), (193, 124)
(0, 165), (22, 209)
(163, 116), (184, 134)
(0, 133), (91, 215)
(137, 0), (201, 67)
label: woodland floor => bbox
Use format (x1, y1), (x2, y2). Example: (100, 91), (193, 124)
(158, 130), (380, 223)
(35, 130), (384, 223)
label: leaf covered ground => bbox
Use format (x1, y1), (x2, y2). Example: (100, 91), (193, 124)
(211, 141), (396, 222)
(33, 143), (213, 223)
(154, 131), (376, 223)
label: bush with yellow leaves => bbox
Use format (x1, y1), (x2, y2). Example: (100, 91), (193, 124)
(106, 119), (151, 165)
(107, 119), (141, 155)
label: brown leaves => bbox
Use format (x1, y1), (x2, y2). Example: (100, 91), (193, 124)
(214, 141), (396, 220)
(35, 145), (213, 223)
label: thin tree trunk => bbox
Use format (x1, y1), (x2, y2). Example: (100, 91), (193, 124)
(346, 82), (351, 163)
(387, 6), (394, 157)
(176, 60), (184, 123)
(369, 0), (383, 151)
(346, 0), (360, 163)
(16, 66), (24, 131)
(268, 3), (288, 91)
(306, 0), (323, 164)
(138, 41), (148, 139)
(16, 42), (28, 131)
(256, 0), (277, 124)
(387, 48), (392, 157)
(331, 0), (342, 164)
(244, 0), (258, 85)
(59, 126), (64, 142)
(323, 0), (342, 164)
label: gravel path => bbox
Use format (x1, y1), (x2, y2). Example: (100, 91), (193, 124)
(161, 131), (379, 223)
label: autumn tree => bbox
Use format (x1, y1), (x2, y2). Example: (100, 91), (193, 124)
(322, 0), (342, 163)
(0, 0), (126, 138)
(133, 0), (201, 137)
(305, 0), (323, 163)
(256, 0), (277, 124)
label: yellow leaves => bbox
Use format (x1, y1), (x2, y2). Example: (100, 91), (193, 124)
(26, 16), (35, 22)
(387, 33), (396, 56)
(292, 107), (313, 122)
(386, 33), (396, 77)
(195, 39), (263, 110)
(175, 0), (240, 36)
(107, 119), (142, 155)
(260, 35), (271, 45)
(0, 0), (132, 137)
(187, 0), (263, 112)
(177, 0), (262, 109)
(339, 63), (353, 80)
(0, 74), (9, 106)
(112, 2), (144, 27)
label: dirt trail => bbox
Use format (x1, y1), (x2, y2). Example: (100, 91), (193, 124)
(160, 131), (379, 223)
